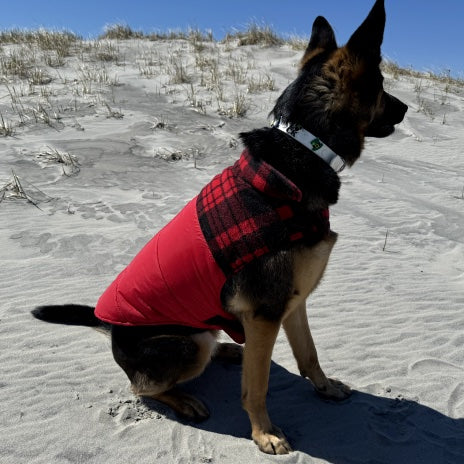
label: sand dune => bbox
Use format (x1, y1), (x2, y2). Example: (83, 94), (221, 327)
(0, 32), (463, 463)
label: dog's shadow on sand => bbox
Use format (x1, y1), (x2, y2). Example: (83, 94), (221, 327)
(141, 360), (464, 463)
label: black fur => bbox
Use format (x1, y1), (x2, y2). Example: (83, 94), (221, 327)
(111, 325), (203, 385)
(240, 128), (341, 209)
(32, 305), (104, 328)
(306, 17), (337, 54)
(346, 0), (385, 56)
(222, 249), (294, 321)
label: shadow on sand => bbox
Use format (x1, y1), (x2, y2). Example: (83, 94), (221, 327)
(141, 360), (464, 463)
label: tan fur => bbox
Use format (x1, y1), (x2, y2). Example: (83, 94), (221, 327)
(226, 293), (254, 316)
(324, 54), (360, 109)
(131, 375), (171, 397)
(320, 47), (383, 145)
(283, 302), (351, 399)
(284, 230), (338, 316)
(224, 231), (349, 453)
(300, 46), (325, 69)
(239, 313), (290, 454)
(283, 302), (323, 380)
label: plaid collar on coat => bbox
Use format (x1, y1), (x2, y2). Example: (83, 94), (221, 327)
(196, 149), (330, 276)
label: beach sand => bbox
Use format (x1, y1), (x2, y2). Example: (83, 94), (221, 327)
(0, 35), (463, 463)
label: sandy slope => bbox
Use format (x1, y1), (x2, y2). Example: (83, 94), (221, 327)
(0, 37), (463, 463)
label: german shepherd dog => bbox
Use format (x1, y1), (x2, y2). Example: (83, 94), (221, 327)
(32, 0), (407, 455)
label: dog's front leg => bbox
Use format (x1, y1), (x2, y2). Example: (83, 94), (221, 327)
(240, 314), (292, 454)
(283, 302), (351, 400)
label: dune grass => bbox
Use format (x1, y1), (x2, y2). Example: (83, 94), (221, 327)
(0, 23), (461, 135)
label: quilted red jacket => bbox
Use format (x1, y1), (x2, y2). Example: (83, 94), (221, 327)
(95, 150), (330, 343)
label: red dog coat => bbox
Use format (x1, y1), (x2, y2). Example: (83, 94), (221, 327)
(95, 150), (330, 343)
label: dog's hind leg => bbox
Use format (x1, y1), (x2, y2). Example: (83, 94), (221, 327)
(282, 302), (351, 400)
(112, 327), (217, 421)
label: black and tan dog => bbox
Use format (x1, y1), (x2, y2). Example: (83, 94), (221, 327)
(33, 0), (407, 455)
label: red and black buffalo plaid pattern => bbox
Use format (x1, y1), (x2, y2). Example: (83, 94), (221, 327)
(196, 150), (330, 276)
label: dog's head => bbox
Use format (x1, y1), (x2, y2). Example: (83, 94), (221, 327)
(272, 0), (408, 166)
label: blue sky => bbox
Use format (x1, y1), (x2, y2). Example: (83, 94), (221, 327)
(0, 1), (462, 77)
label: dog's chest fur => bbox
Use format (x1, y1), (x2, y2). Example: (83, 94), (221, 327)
(224, 231), (337, 323)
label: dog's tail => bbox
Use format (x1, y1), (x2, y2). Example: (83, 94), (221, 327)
(32, 304), (109, 331)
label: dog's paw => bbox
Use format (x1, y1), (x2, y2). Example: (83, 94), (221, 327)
(175, 395), (210, 422)
(174, 395), (210, 422)
(314, 378), (352, 401)
(213, 342), (243, 364)
(252, 425), (292, 455)
(154, 390), (210, 422)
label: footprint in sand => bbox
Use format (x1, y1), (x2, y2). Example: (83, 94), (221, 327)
(11, 231), (56, 254)
(76, 200), (155, 230)
(77, 201), (115, 221)
(409, 359), (464, 418)
(408, 358), (463, 376)
(104, 397), (165, 426)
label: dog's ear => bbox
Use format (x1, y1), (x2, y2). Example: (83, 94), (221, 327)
(301, 16), (337, 66)
(347, 0), (385, 59)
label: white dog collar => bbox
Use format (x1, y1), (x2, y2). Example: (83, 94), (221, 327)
(273, 119), (346, 173)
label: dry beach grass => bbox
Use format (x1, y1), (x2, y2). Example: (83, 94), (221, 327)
(0, 25), (463, 463)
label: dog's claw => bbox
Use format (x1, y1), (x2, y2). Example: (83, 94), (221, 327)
(252, 426), (292, 455)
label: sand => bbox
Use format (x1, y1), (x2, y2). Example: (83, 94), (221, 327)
(0, 35), (463, 463)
